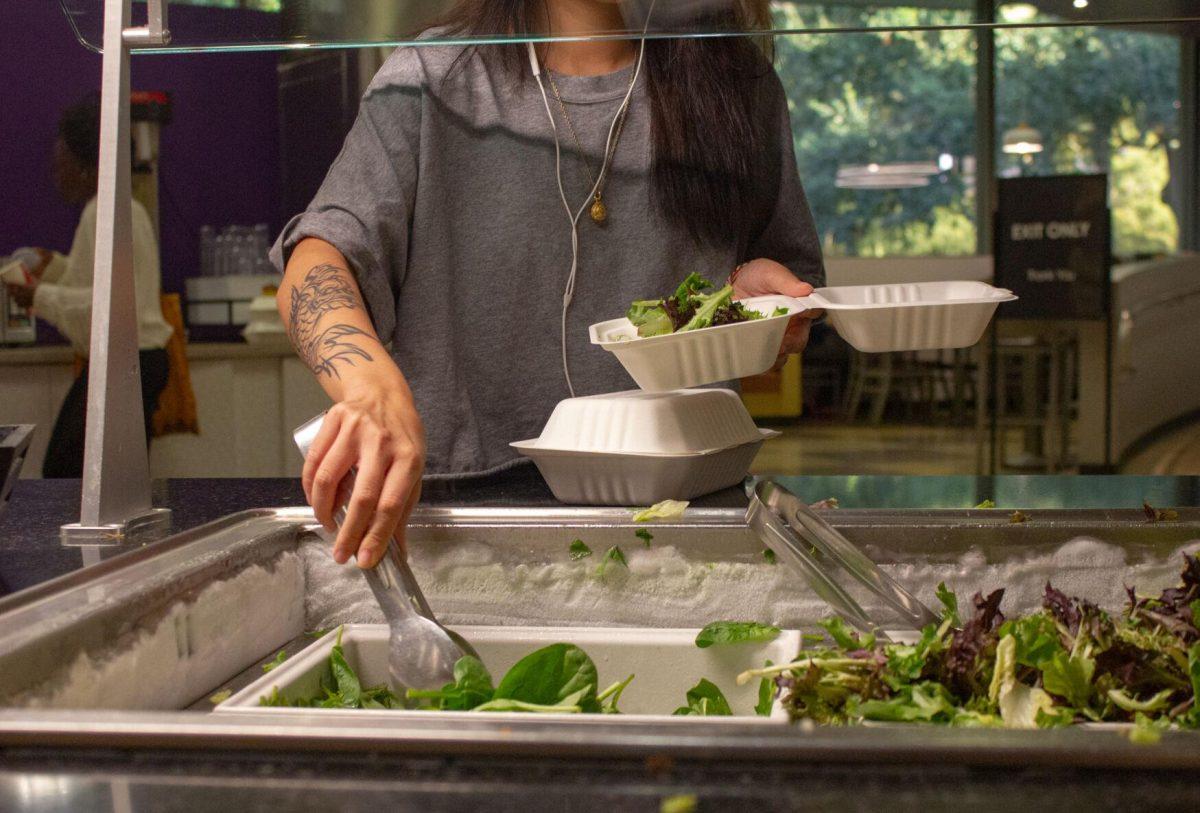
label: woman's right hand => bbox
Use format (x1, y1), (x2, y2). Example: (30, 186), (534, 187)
(301, 377), (426, 569)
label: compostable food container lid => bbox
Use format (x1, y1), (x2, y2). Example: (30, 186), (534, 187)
(523, 388), (770, 456)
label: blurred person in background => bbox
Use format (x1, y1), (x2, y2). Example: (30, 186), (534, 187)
(4, 96), (172, 477)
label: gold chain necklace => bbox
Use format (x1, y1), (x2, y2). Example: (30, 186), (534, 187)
(545, 70), (634, 225)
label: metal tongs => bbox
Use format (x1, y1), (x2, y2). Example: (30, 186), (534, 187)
(294, 413), (478, 695)
(747, 478), (939, 636)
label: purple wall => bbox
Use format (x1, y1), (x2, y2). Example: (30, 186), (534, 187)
(0, 4), (282, 297)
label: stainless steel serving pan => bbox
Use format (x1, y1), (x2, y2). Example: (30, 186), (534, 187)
(0, 505), (1197, 768)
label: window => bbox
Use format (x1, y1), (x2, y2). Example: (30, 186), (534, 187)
(773, 3), (977, 258)
(996, 23), (1182, 260)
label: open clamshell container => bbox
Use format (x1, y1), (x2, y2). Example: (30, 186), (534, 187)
(803, 281), (1017, 353)
(590, 295), (802, 391)
(510, 389), (779, 505)
(220, 625), (800, 722)
(590, 282), (1016, 390)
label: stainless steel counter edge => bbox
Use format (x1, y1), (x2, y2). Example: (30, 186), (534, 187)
(0, 709), (1197, 769)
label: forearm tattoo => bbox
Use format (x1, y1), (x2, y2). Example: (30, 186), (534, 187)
(287, 264), (374, 378)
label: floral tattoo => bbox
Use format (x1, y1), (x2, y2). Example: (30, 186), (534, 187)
(287, 264), (373, 378)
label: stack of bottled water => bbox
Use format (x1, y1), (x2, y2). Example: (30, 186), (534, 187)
(198, 224), (274, 277)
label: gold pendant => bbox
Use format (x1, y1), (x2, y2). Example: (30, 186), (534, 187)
(589, 194), (608, 224)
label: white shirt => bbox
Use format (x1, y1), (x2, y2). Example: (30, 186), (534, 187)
(33, 197), (173, 356)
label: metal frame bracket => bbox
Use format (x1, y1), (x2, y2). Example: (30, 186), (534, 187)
(123, 0), (171, 47)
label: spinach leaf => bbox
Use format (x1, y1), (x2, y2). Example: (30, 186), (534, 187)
(472, 693), (586, 714)
(595, 545), (628, 576)
(569, 539), (593, 560)
(409, 655), (496, 711)
(597, 673), (635, 714)
(636, 529), (653, 547)
(493, 643), (601, 713)
(672, 678), (733, 716)
(755, 660), (775, 716)
(329, 645), (363, 707)
(694, 621), (781, 649)
(974, 499), (996, 509)
(762, 549), (777, 565)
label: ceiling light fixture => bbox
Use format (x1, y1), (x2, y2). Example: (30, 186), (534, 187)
(836, 161), (939, 189)
(1073, 0), (1089, 8)
(1002, 123), (1044, 155)
(999, 3), (1038, 23)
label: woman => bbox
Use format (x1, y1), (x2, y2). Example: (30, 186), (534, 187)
(273, 0), (824, 568)
(6, 97), (172, 477)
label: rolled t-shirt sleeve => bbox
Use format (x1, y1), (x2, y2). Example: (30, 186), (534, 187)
(271, 72), (422, 342)
(744, 74), (825, 289)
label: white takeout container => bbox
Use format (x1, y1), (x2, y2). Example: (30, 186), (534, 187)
(219, 624), (799, 722)
(510, 388), (778, 505)
(533, 388), (765, 456)
(802, 281), (1017, 353)
(590, 283), (1016, 390)
(589, 295), (802, 392)
(511, 436), (773, 505)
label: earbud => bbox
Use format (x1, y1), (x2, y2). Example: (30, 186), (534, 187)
(533, 0), (657, 397)
(527, 41), (541, 77)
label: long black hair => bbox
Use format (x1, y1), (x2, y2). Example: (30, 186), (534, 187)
(436, 1), (777, 248)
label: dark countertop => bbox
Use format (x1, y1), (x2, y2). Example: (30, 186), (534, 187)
(3, 471), (1198, 599)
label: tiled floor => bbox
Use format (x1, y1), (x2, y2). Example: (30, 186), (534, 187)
(1121, 419), (1200, 475)
(750, 421), (984, 475)
(753, 417), (1200, 476)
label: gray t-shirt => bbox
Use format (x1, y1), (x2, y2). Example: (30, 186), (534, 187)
(272, 44), (824, 478)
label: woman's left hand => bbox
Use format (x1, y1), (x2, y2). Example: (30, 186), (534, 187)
(731, 258), (823, 364)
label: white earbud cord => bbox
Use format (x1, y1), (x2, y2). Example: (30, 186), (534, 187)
(529, 0), (656, 397)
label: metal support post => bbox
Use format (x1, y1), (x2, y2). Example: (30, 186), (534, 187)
(61, 0), (173, 547)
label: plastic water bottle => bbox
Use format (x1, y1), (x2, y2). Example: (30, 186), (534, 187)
(199, 225), (215, 277)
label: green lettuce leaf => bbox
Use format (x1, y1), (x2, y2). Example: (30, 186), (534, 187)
(672, 678), (734, 716)
(695, 621), (781, 649)
(493, 643), (600, 713)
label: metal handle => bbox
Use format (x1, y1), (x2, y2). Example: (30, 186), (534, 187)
(298, 412), (438, 624)
(746, 495), (876, 632)
(751, 479), (940, 632)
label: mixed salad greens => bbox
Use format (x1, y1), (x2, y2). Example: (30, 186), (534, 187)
(741, 554), (1200, 732)
(626, 273), (786, 338)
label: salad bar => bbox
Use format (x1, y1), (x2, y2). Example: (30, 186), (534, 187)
(1, 479), (1199, 808)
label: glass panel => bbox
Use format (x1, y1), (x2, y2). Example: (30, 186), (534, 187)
(56, 0), (1200, 55)
(996, 22), (1183, 261)
(776, 6), (977, 257)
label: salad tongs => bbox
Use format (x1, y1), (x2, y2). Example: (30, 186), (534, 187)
(295, 413), (478, 696)
(746, 478), (939, 636)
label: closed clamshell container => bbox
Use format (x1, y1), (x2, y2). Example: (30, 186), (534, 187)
(510, 389), (778, 505)
(534, 388), (764, 455)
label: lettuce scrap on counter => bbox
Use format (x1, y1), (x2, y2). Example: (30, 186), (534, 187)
(739, 553), (1200, 730)
(627, 273), (786, 338)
